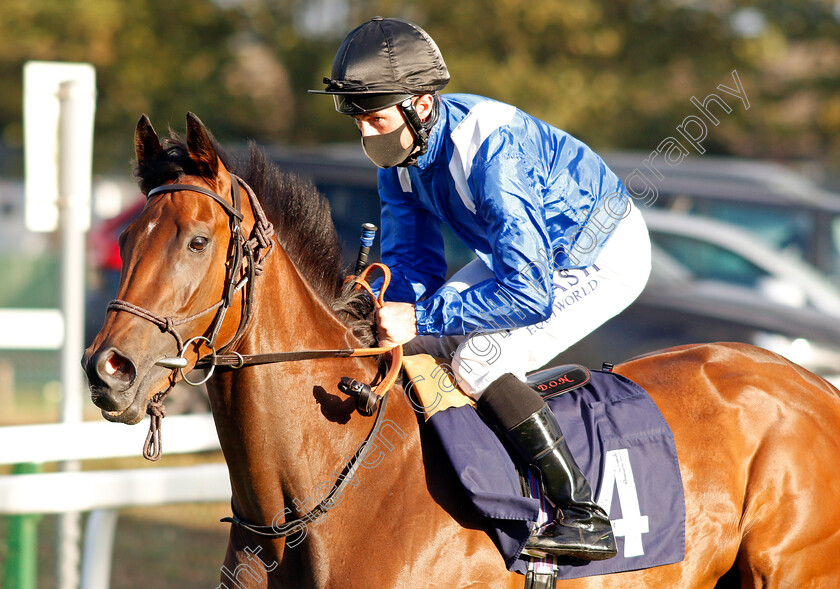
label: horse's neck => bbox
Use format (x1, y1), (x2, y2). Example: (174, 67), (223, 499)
(208, 246), (381, 528)
(209, 245), (508, 584)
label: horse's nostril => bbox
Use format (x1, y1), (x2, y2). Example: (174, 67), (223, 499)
(97, 349), (136, 388)
(104, 353), (132, 377)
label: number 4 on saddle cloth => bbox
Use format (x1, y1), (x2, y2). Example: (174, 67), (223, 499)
(401, 355), (686, 581)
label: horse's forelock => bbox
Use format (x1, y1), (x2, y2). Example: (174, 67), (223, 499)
(134, 130), (234, 192)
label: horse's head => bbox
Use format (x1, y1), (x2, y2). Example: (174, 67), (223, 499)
(83, 113), (263, 424)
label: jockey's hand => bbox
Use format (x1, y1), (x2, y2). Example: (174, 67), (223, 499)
(376, 302), (417, 348)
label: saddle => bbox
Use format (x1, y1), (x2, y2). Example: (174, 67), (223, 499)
(402, 357), (591, 588)
(525, 364), (592, 399)
(401, 356), (592, 420)
(401, 354), (685, 582)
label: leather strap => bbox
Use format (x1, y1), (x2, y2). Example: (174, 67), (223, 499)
(201, 262), (403, 400)
(221, 392), (390, 538)
(148, 181), (244, 221)
(199, 345), (398, 367)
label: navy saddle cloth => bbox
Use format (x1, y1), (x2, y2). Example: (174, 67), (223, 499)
(426, 366), (686, 579)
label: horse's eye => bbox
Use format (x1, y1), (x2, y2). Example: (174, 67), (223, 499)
(189, 236), (209, 252)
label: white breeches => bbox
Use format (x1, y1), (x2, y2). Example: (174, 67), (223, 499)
(404, 204), (651, 399)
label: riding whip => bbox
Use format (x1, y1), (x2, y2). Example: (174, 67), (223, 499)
(354, 222), (378, 275)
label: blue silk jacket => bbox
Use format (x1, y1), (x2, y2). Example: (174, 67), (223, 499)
(378, 93), (630, 336)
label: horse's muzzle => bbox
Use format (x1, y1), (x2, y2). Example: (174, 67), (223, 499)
(83, 345), (138, 412)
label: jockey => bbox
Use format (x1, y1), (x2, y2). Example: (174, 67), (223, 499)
(311, 17), (651, 561)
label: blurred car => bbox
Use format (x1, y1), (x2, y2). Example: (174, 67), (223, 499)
(559, 244), (840, 385)
(604, 152), (840, 287)
(641, 209), (840, 317)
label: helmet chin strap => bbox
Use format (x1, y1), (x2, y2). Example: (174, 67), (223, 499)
(397, 95), (440, 167)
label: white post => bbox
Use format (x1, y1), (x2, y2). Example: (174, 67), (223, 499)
(58, 80), (87, 426)
(79, 510), (119, 589)
(23, 61), (95, 589)
(56, 76), (94, 589)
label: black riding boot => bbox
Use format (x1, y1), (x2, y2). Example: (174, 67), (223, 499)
(478, 373), (617, 561)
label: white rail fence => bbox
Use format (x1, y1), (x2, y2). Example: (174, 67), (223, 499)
(0, 414), (228, 589)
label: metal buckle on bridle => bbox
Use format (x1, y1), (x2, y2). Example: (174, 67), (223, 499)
(178, 336), (217, 386)
(229, 351), (245, 369)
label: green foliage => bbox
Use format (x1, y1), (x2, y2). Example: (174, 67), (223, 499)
(0, 0), (281, 173)
(0, 254), (60, 308)
(1, 0), (839, 174)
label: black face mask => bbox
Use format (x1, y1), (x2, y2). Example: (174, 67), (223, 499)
(361, 123), (415, 168)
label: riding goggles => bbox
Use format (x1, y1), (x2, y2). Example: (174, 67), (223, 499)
(333, 93), (414, 115)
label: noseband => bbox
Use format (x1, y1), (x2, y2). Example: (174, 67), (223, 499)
(106, 173), (275, 458)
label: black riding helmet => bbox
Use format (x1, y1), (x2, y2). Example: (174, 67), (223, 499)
(310, 17), (450, 164)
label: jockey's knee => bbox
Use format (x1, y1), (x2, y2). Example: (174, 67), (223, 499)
(452, 331), (511, 400)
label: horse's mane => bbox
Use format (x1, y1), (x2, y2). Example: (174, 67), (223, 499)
(134, 134), (376, 346)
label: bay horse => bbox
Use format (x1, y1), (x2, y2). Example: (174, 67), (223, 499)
(83, 113), (840, 588)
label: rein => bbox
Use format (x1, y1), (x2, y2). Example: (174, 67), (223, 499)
(193, 262), (402, 392)
(207, 264), (401, 540)
(210, 263), (402, 540)
(107, 172), (403, 541)
(220, 392), (390, 539)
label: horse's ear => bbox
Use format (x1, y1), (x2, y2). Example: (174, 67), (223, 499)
(135, 114), (162, 166)
(185, 112), (219, 178)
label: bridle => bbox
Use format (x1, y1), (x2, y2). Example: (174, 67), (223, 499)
(108, 173), (275, 377)
(105, 170), (403, 540)
(106, 173), (275, 459)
